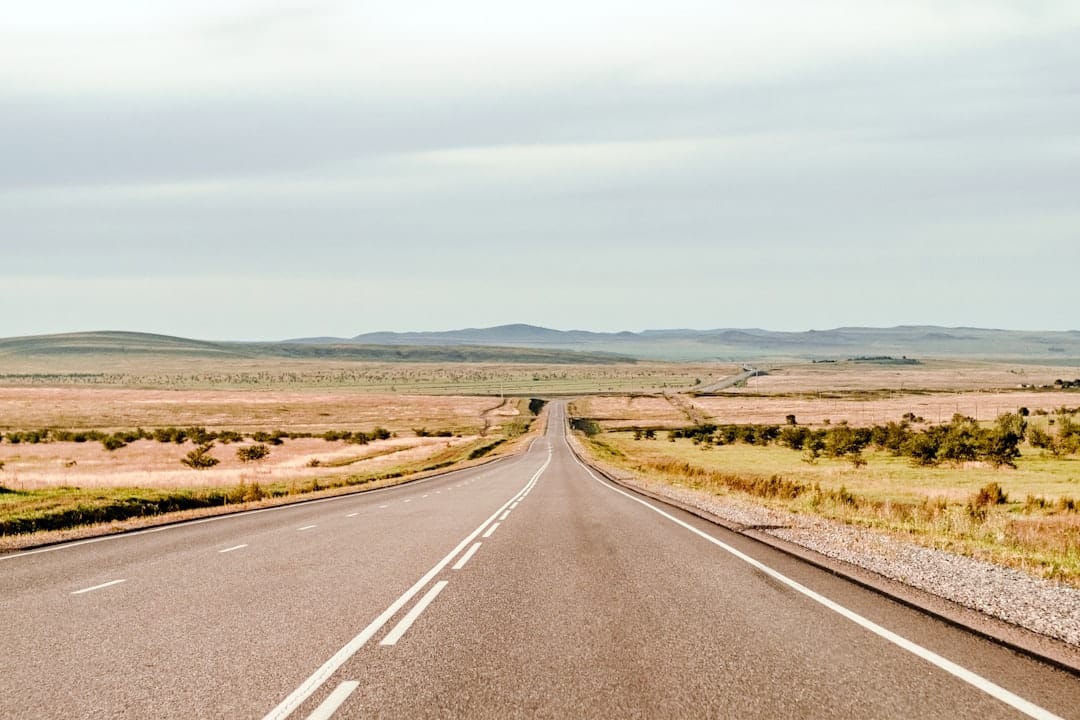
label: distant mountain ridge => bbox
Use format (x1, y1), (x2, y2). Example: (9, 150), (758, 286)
(2, 326), (1079, 363)
(289, 324), (1080, 361)
(0, 331), (631, 365)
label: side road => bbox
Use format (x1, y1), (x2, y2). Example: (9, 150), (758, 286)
(566, 431), (1080, 673)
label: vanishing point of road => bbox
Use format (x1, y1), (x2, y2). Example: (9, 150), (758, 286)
(2, 402), (1078, 718)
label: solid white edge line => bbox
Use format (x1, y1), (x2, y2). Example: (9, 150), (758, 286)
(261, 451), (551, 720)
(452, 542), (482, 570)
(0, 455), (519, 562)
(380, 581), (449, 646)
(568, 447), (1063, 720)
(482, 523), (500, 538)
(219, 544), (248, 554)
(71, 579), (126, 595)
(303, 681), (360, 720)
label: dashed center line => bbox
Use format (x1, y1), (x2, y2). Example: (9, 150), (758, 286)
(299, 525), (316, 531)
(345, 513), (358, 518)
(498, 510), (511, 521)
(482, 522), (500, 538)
(304, 681), (359, 720)
(380, 581), (449, 646)
(378, 505), (389, 509)
(219, 544), (248, 553)
(403, 499), (412, 503)
(71, 579), (126, 595)
(510, 502), (519, 509)
(422, 494), (429, 498)
(452, 542), (482, 570)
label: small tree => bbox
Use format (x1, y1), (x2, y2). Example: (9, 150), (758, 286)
(182, 443), (220, 470)
(237, 443), (270, 463)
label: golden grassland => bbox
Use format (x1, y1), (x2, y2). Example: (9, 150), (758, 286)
(0, 387), (503, 435)
(576, 429), (1080, 586)
(578, 390), (1080, 430)
(737, 359), (1080, 395)
(0, 391), (547, 542)
(0, 354), (730, 395)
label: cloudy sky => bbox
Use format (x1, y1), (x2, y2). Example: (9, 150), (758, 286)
(3, 1), (1078, 340)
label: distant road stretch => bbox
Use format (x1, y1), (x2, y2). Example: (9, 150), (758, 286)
(2, 402), (1077, 718)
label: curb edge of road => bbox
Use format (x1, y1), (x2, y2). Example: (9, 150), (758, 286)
(566, 438), (1080, 677)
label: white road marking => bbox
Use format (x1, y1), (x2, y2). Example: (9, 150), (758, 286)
(304, 681), (360, 720)
(0, 457), (514, 562)
(219, 544), (248, 553)
(71, 579), (126, 595)
(571, 449), (1064, 720)
(498, 510), (511, 521)
(262, 453), (551, 720)
(378, 505), (388, 509)
(452, 542), (482, 570)
(380, 581), (449, 646)
(422, 494), (429, 498)
(482, 522), (500, 538)
(403, 499), (412, 503)
(298, 525), (316, 531)
(510, 502), (519, 509)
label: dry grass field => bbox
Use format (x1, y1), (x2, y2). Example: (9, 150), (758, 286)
(0, 354), (728, 395)
(0, 388), (501, 435)
(571, 359), (1080, 585)
(735, 359), (1079, 395)
(0, 435), (475, 491)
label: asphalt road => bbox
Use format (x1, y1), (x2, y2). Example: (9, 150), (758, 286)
(2, 402), (1078, 719)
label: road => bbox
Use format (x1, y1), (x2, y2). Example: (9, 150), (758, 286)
(1, 402), (1077, 719)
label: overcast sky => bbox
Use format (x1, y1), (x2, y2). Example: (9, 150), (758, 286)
(2, 1), (1078, 340)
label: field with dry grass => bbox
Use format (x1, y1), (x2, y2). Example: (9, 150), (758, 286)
(735, 359), (1079, 395)
(570, 360), (1080, 585)
(0, 387), (547, 540)
(0, 353), (728, 395)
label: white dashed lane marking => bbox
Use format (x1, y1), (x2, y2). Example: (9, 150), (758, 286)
(380, 581), (449, 646)
(304, 681), (359, 720)
(71, 579), (126, 595)
(219, 544), (248, 553)
(452, 543), (482, 570)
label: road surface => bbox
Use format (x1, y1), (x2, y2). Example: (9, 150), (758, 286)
(2, 402), (1077, 718)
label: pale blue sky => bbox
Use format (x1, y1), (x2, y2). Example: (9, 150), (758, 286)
(2, 1), (1078, 340)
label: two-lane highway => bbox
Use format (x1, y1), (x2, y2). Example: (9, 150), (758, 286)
(2, 402), (1078, 718)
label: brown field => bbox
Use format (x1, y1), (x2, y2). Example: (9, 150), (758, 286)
(0, 388), (526, 493)
(687, 391), (1080, 427)
(0, 355), (731, 395)
(0, 435), (475, 491)
(0, 388), (506, 435)
(733, 359), (1079, 394)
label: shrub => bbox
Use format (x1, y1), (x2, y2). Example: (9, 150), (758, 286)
(972, 482), (1008, 507)
(182, 443), (220, 470)
(237, 444), (270, 463)
(101, 435), (127, 451)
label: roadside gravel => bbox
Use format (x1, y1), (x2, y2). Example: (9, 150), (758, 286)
(579, 447), (1080, 648)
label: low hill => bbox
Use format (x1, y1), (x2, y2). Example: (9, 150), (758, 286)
(0, 332), (631, 365)
(294, 324), (1080, 361)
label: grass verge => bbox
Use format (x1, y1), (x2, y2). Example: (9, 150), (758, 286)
(577, 431), (1080, 587)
